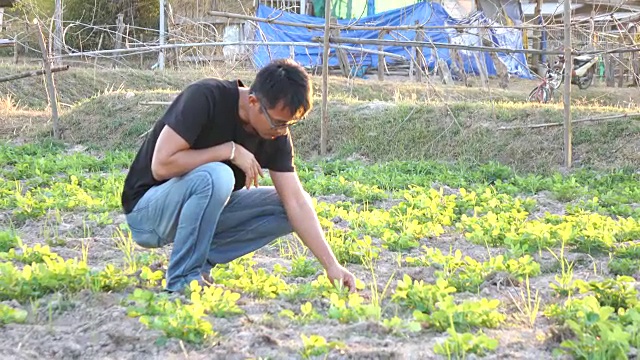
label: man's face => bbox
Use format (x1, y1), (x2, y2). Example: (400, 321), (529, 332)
(249, 94), (299, 140)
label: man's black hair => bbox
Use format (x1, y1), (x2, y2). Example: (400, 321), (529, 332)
(249, 58), (312, 120)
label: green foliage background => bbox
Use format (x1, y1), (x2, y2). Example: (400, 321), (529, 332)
(8, 0), (159, 51)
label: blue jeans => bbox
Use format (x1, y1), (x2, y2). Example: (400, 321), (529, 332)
(125, 162), (293, 292)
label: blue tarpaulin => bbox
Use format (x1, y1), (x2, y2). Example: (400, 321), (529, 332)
(252, 2), (532, 79)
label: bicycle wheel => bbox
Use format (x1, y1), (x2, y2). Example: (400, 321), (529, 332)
(528, 86), (550, 103)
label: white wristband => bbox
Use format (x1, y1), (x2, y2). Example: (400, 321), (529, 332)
(229, 142), (236, 161)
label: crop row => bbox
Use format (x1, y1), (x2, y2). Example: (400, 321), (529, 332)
(1, 142), (639, 217)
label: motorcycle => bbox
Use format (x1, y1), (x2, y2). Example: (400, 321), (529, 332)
(554, 54), (599, 90)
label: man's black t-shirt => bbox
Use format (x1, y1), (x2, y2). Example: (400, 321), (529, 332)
(120, 78), (295, 214)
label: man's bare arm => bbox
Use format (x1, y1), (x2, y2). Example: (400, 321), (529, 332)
(270, 170), (356, 291)
(152, 125), (263, 189)
(151, 125), (233, 181)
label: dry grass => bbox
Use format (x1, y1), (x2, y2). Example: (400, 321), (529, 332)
(0, 95), (50, 138)
(51, 89), (640, 173)
(1, 63), (638, 172)
(1, 61), (638, 110)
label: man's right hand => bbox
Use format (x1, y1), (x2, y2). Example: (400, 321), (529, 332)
(229, 142), (263, 189)
(326, 263), (357, 293)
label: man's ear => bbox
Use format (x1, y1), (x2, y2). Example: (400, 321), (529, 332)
(248, 92), (258, 106)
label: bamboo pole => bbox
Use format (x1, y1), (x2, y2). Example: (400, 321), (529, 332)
(496, 113), (640, 130)
(49, 37), (640, 62)
(563, 0), (572, 168)
(0, 39), (14, 48)
(314, 36), (640, 56)
(51, 41), (405, 60)
(159, 0), (165, 70)
(315, 36), (555, 56)
(320, 0), (330, 156)
(0, 65), (69, 83)
(208, 10), (562, 30)
(35, 20), (61, 140)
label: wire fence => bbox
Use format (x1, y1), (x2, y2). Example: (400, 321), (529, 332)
(1, 1), (638, 87)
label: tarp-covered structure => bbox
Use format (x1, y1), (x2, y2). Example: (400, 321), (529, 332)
(252, 2), (532, 79)
(309, 0), (421, 19)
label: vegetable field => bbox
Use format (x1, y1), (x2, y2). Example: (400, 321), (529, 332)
(1, 140), (639, 359)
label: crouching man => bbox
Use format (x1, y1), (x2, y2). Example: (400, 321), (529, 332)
(120, 59), (357, 293)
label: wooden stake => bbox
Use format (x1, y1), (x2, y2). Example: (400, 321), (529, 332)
(12, 35), (20, 64)
(53, 0), (63, 66)
(94, 33), (103, 72)
(36, 20), (61, 140)
(377, 30), (386, 81)
(617, 52), (624, 87)
(320, 0), (330, 156)
(330, 17), (350, 78)
(474, 52), (488, 87)
(533, 0), (543, 76)
(114, 14), (124, 68)
(415, 24), (424, 82)
(605, 54), (615, 87)
(437, 59), (454, 85)
(563, 0), (572, 168)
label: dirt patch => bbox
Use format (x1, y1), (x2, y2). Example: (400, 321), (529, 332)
(1, 198), (626, 360)
(0, 290), (186, 360)
(528, 191), (566, 219)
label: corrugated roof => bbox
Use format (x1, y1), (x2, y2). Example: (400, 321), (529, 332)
(521, 2), (584, 16)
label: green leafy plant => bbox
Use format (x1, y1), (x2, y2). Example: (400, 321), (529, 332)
(300, 334), (345, 359)
(279, 301), (323, 324)
(0, 256), (132, 301)
(0, 243), (60, 264)
(573, 276), (638, 310)
(327, 292), (382, 323)
(391, 275), (456, 314)
(434, 328), (499, 359)
(546, 296), (635, 360)
(288, 256), (321, 278)
(381, 316), (422, 336)
(189, 282), (244, 318)
(209, 259), (289, 299)
(420, 297), (506, 332)
(0, 231), (20, 252)
(126, 288), (215, 345)
(0, 303), (28, 326)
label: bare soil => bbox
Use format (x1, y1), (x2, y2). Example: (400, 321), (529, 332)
(0, 193), (621, 360)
